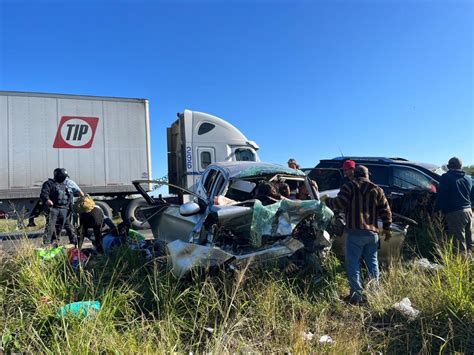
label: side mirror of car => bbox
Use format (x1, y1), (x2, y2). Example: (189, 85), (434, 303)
(179, 202), (201, 216)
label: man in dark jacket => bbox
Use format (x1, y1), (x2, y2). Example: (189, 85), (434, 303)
(436, 157), (473, 255)
(40, 168), (78, 246)
(325, 165), (392, 304)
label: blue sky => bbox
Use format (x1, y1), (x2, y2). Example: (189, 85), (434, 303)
(1, 0), (473, 179)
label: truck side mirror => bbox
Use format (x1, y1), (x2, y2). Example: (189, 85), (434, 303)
(179, 202), (201, 216)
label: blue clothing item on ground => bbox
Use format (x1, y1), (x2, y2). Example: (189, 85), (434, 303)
(102, 233), (125, 256)
(345, 229), (380, 301)
(436, 170), (473, 214)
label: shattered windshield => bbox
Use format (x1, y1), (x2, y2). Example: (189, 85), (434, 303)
(236, 166), (307, 178)
(224, 176), (308, 202)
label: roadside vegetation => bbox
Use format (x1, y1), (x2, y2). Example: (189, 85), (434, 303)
(1, 224), (472, 353)
(0, 217), (46, 234)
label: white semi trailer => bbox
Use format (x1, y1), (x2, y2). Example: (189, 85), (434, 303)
(0, 91), (259, 229)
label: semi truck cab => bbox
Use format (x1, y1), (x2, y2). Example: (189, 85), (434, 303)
(167, 110), (260, 193)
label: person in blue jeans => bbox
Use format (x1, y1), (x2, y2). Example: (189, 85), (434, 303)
(325, 165), (392, 304)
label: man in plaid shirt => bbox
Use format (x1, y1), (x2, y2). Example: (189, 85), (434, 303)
(325, 165), (392, 304)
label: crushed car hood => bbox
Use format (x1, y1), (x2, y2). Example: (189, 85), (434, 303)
(168, 199), (333, 277)
(249, 199), (333, 247)
(167, 237), (306, 278)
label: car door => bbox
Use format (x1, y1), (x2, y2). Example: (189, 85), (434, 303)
(155, 171), (213, 242)
(388, 165), (438, 216)
(391, 165), (437, 192)
(158, 167), (229, 243)
(197, 147), (215, 173)
(155, 204), (204, 243)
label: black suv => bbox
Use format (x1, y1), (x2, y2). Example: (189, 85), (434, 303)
(305, 157), (444, 217)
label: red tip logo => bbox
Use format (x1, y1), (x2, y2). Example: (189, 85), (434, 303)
(53, 116), (99, 149)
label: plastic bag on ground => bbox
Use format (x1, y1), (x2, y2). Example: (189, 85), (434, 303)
(36, 246), (64, 260)
(128, 229), (145, 243)
(58, 301), (101, 318)
(393, 297), (420, 321)
(319, 335), (334, 344)
(413, 258), (443, 271)
(301, 331), (315, 341)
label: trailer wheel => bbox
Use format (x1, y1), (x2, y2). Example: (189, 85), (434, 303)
(94, 201), (113, 219)
(124, 198), (150, 230)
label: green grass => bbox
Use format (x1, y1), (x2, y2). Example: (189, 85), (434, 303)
(1, 235), (473, 353)
(0, 217), (46, 234)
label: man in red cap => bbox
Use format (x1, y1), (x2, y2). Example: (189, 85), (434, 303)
(341, 160), (356, 186)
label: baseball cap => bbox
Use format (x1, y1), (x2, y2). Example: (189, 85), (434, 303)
(342, 160), (356, 170)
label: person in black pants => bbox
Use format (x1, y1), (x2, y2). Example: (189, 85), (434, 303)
(79, 206), (116, 253)
(79, 207), (104, 252)
(40, 168), (78, 246)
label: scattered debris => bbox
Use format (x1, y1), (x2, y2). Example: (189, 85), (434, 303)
(102, 234), (124, 256)
(413, 258), (443, 271)
(319, 335), (334, 344)
(67, 248), (89, 269)
(36, 246), (64, 260)
(128, 229), (145, 244)
(301, 331), (315, 341)
(393, 297), (420, 321)
(58, 301), (101, 319)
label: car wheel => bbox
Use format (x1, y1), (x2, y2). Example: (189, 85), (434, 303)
(124, 198), (150, 230)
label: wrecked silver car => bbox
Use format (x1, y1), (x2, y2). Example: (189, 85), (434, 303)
(134, 162), (334, 278)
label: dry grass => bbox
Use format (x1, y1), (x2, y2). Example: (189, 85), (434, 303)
(1, 235), (472, 353)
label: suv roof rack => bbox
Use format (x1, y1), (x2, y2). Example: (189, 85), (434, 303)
(331, 156), (394, 163)
(388, 157), (408, 161)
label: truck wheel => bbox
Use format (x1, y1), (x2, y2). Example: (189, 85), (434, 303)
(124, 198), (150, 230)
(94, 201), (113, 220)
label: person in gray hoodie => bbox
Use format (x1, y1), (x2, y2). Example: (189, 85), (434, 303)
(436, 157), (474, 255)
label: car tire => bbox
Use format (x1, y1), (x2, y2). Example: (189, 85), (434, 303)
(124, 198), (150, 230)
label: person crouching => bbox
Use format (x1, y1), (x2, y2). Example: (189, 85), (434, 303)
(75, 195), (115, 253)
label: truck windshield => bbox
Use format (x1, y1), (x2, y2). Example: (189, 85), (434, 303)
(235, 148), (256, 161)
